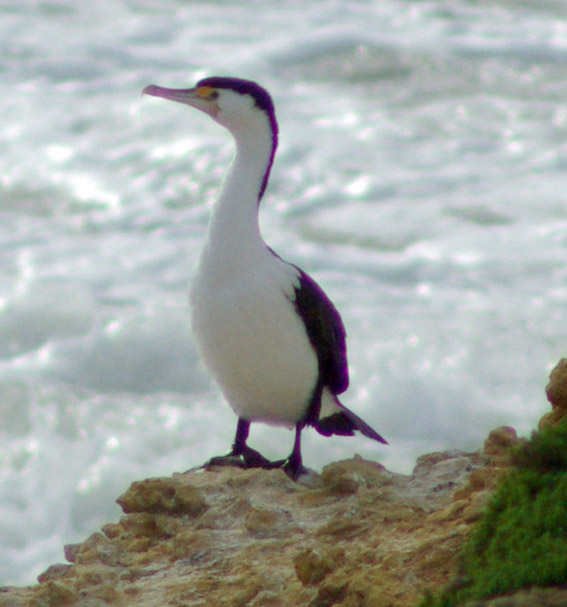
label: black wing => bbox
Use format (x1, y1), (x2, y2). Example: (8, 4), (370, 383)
(291, 267), (348, 395)
(292, 266), (388, 445)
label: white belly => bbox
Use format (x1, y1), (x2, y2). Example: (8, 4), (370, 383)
(189, 253), (318, 425)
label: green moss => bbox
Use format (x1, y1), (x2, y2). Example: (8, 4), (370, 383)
(420, 420), (567, 607)
(510, 420), (567, 473)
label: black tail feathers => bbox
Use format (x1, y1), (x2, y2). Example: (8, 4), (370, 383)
(315, 401), (388, 445)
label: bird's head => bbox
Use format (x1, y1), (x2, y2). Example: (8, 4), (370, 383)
(143, 76), (279, 201)
(142, 76), (278, 142)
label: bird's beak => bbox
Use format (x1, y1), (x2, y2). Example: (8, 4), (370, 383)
(142, 85), (218, 117)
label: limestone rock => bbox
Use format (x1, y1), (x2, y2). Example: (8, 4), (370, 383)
(2, 371), (566, 607)
(116, 476), (208, 516)
(0, 446), (504, 607)
(540, 358), (567, 429)
(483, 426), (520, 458)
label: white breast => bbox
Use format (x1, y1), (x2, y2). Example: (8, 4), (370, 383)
(189, 245), (319, 426)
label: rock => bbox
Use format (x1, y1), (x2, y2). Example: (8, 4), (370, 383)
(28, 580), (78, 606)
(3, 364), (567, 607)
(0, 450), (506, 607)
(540, 358), (567, 429)
(35, 564), (72, 584)
(116, 476), (208, 516)
(483, 426), (520, 458)
(294, 546), (344, 585)
(244, 505), (296, 538)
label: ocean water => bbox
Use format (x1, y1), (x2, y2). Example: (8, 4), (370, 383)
(1, 0), (566, 585)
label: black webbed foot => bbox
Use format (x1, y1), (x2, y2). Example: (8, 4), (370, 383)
(204, 449), (308, 480)
(202, 419), (287, 472)
(281, 458), (308, 481)
(206, 445), (283, 470)
(202, 418), (311, 481)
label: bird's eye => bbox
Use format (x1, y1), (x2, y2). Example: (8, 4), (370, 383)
(197, 86), (219, 100)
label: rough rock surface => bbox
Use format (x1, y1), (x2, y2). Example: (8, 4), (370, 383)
(2, 360), (567, 607)
(0, 442), (508, 607)
(540, 357), (567, 429)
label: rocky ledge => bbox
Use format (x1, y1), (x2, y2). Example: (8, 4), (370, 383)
(2, 359), (567, 607)
(0, 435), (512, 607)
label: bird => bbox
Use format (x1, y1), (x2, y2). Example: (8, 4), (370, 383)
(142, 76), (387, 479)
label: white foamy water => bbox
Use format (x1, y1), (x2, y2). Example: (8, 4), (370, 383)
(1, 0), (566, 585)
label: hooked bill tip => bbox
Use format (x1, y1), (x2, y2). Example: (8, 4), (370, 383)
(142, 84), (159, 97)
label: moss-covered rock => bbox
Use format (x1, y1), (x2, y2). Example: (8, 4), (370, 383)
(421, 419), (567, 607)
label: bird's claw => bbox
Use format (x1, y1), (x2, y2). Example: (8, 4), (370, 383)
(204, 446), (308, 480)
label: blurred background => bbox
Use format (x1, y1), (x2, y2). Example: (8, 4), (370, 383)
(1, 0), (566, 585)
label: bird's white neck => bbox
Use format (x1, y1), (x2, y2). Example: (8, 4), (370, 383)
(202, 124), (275, 267)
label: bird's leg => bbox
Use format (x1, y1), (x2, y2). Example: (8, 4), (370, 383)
(205, 419), (310, 479)
(205, 418), (278, 470)
(231, 418), (251, 455)
(282, 423), (308, 480)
